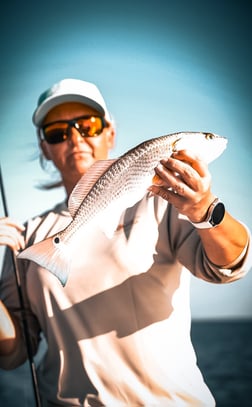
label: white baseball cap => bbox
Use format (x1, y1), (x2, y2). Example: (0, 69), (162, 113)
(33, 78), (111, 126)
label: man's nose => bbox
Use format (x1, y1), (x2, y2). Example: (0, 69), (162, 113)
(67, 125), (84, 144)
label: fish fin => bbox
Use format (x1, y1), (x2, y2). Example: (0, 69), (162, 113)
(17, 236), (71, 286)
(68, 159), (117, 217)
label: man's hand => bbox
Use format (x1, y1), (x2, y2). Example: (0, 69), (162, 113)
(0, 217), (25, 252)
(148, 150), (216, 223)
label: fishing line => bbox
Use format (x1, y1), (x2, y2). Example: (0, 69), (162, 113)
(0, 163), (41, 407)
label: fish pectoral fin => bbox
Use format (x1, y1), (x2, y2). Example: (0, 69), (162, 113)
(17, 237), (71, 286)
(68, 159), (117, 218)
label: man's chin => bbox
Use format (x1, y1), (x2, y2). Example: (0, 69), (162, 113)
(69, 154), (94, 169)
(74, 161), (95, 176)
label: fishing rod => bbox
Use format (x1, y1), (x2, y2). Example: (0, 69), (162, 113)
(0, 163), (41, 407)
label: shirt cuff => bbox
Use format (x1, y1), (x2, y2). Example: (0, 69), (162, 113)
(220, 236), (250, 273)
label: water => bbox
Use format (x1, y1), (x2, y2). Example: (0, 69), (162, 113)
(191, 320), (252, 407)
(0, 320), (252, 406)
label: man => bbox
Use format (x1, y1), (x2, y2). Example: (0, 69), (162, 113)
(0, 78), (251, 406)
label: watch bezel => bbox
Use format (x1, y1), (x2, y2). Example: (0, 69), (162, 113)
(190, 198), (225, 229)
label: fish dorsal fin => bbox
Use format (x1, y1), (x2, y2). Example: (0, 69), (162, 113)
(68, 159), (117, 218)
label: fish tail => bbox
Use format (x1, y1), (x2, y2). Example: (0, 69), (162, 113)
(18, 236), (71, 286)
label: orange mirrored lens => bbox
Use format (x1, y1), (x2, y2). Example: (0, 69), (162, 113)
(42, 116), (106, 144)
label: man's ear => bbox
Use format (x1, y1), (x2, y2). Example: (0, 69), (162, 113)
(106, 126), (116, 150)
(40, 140), (52, 161)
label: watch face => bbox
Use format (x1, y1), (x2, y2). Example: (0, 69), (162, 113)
(211, 202), (225, 225)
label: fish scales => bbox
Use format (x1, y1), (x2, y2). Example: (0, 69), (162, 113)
(63, 134), (174, 241)
(18, 131), (227, 285)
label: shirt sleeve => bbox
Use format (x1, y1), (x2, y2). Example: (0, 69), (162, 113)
(0, 202), (69, 369)
(167, 204), (252, 284)
(0, 247), (41, 370)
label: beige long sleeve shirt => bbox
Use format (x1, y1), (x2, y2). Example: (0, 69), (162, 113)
(0, 194), (251, 406)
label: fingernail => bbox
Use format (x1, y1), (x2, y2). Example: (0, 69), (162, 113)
(152, 174), (163, 185)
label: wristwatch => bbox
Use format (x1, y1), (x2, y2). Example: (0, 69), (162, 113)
(190, 198), (225, 229)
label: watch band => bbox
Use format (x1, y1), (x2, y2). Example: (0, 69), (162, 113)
(190, 198), (225, 229)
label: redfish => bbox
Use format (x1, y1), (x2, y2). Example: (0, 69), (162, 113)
(18, 132), (227, 285)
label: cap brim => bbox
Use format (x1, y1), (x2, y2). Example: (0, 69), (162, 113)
(33, 94), (106, 126)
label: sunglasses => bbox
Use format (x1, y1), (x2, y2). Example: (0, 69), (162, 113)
(39, 115), (108, 145)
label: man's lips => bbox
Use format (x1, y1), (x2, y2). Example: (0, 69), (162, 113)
(67, 150), (92, 158)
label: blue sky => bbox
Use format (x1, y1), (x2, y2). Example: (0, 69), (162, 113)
(0, 0), (251, 318)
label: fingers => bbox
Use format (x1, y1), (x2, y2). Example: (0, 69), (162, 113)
(152, 151), (210, 196)
(169, 150), (209, 177)
(148, 150), (215, 221)
(148, 184), (180, 203)
(160, 151), (211, 190)
(0, 217), (25, 232)
(0, 217), (25, 252)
